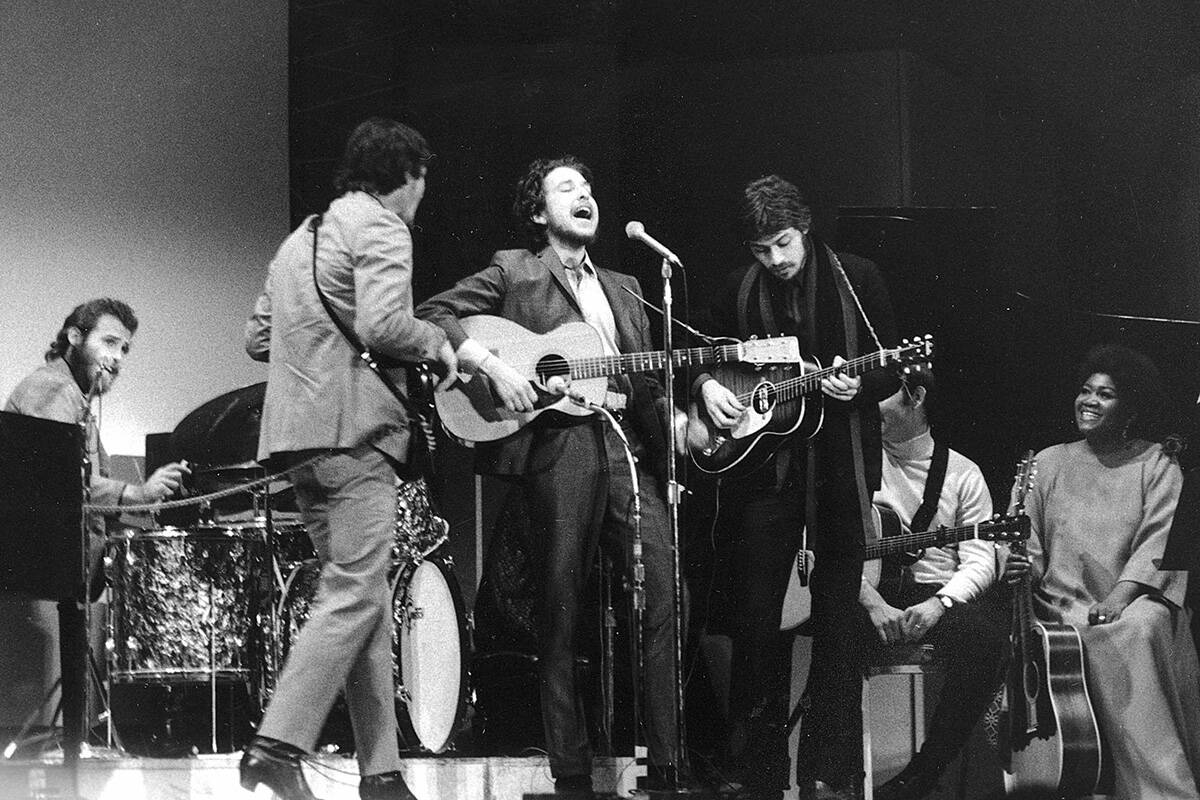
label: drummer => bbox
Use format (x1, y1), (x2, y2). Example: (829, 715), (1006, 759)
(5, 298), (191, 589)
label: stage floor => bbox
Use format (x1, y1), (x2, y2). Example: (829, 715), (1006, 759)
(0, 750), (643, 800)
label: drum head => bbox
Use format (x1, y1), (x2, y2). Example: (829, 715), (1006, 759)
(395, 557), (467, 753)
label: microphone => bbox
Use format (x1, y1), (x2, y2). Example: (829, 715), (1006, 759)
(625, 221), (682, 266)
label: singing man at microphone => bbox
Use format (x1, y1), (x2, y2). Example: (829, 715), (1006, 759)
(417, 156), (687, 799)
(5, 298), (190, 591)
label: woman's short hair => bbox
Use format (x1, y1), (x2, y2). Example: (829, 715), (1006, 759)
(512, 155), (593, 247)
(1077, 343), (1170, 439)
(333, 117), (432, 196)
(46, 298), (138, 361)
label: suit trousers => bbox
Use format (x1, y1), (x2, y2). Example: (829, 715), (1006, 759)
(258, 447), (401, 776)
(525, 418), (679, 779)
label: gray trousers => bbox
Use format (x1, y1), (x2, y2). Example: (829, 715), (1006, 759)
(258, 447), (401, 776)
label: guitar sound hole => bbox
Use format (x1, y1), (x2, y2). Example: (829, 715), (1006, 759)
(750, 383), (776, 414)
(535, 354), (570, 384)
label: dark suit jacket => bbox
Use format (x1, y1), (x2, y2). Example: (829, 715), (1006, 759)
(416, 245), (670, 478)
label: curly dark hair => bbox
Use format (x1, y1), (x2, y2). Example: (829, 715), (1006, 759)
(46, 298), (138, 361)
(1076, 344), (1171, 440)
(512, 155), (593, 247)
(333, 117), (432, 196)
(739, 174), (814, 243)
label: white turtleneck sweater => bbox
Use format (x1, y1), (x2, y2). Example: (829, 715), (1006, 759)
(872, 429), (996, 603)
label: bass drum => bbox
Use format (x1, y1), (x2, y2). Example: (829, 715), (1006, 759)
(279, 553), (469, 754)
(393, 555), (470, 753)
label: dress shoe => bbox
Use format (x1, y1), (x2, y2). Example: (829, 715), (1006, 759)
(360, 770), (419, 800)
(874, 763), (941, 800)
(239, 736), (321, 800)
(554, 774), (596, 799)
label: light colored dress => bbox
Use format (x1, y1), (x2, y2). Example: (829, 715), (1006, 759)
(1026, 439), (1200, 800)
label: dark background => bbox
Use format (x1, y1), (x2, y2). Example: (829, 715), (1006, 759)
(285, 0), (1200, 591)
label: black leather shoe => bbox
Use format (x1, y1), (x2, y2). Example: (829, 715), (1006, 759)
(874, 764), (940, 800)
(239, 736), (321, 800)
(360, 770), (419, 800)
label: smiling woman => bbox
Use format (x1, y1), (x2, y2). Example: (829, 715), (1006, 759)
(1003, 344), (1200, 798)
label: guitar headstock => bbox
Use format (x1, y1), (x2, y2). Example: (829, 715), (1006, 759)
(1012, 450), (1037, 517)
(737, 335), (801, 365)
(882, 335), (934, 372)
(980, 513), (1032, 542)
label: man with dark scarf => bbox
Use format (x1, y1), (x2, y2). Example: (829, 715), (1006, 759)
(692, 175), (897, 800)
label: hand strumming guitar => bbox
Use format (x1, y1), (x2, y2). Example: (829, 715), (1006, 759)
(456, 337), (538, 412)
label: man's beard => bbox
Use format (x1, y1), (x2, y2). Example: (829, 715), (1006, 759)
(546, 217), (598, 249)
(66, 348), (113, 396)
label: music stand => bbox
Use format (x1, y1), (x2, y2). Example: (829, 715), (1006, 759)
(0, 412), (86, 792)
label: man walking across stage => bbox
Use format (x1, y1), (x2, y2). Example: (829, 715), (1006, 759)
(6, 298), (190, 567)
(241, 118), (456, 800)
(417, 156), (683, 799)
(692, 175), (897, 800)
(856, 369), (1005, 800)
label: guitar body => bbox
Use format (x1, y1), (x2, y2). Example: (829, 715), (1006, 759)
(1004, 621), (1106, 797)
(435, 316), (608, 443)
(780, 505), (893, 631)
(689, 361), (823, 478)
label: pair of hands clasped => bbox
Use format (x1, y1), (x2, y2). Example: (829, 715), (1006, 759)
(866, 595), (945, 645)
(699, 355), (861, 429)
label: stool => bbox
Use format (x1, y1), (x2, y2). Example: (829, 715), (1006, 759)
(861, 644), (943, 800)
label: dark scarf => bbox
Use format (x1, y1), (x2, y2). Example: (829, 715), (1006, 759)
(734, 235), (877, 551)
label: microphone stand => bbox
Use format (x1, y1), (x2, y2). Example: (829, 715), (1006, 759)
(568, 395), (646, 774)
(658, 255), (687, 790)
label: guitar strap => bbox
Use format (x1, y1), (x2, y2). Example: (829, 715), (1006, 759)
(308, 214), (435, 472)
(909, 439), (950, 534)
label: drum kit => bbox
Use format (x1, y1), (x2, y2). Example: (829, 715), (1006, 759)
(100, 384), (470, 756)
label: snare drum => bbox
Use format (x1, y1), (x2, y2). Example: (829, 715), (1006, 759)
(107, 527), (270, 683)
(278, 553), (469, 754)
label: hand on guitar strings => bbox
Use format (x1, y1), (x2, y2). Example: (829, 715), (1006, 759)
(462, 339), (538, 412)
(819, 355), (861, 402)
(433, 340), (460, 392)
(699, 378), (745, 428)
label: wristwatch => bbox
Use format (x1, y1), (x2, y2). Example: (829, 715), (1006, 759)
(936, 594), (956, 610)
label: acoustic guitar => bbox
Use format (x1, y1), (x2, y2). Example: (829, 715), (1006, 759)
(779, 504), (1030, 631)
(434, 315), (801, 443)
(687, 336), (933, 478)
(1002, 452), (1108, 797)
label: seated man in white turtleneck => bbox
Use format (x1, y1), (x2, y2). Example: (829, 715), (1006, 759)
(857, 368), (1006, 800)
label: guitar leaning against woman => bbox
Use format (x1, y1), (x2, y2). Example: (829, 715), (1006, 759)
(1003, 344), (1200, 799)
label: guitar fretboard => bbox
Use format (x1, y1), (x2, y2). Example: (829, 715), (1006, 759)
(865, 519), (1021, 559)
(733, 347), (905, 404)
(565, 344), (745, 379)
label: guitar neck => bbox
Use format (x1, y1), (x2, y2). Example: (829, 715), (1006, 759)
(568, 343), (745, 380)
(771, 350), (892, 403)
(864, 520), (1005, 560)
